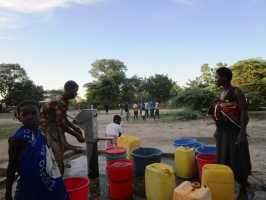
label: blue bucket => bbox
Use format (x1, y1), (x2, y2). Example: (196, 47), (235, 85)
(173, 138), (202, 149)
(131, 147), (162, 177)
(196, 145), (216, 155)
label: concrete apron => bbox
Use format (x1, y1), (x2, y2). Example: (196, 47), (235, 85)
(64, 153), (266, 200)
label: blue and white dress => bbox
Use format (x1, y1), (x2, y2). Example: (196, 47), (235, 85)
(12, 127), (69, 200)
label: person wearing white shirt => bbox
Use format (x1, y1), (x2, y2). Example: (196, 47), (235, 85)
(106, 115), (123, 149)
(155, 101), (160, 119)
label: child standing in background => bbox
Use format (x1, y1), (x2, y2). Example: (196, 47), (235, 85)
(106, 115), (123, 149)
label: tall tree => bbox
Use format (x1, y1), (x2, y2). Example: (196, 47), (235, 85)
(5, 80), (44, 106)
(231, 58), (266, 88)
(0, 64), (28, 100)
(86, 77), (120, 107)
(200, 64), (216, 86)
(145, 74), (174, 102)
(90, 59), (127, 84)
(120, 76), (144, 103)
(187, 64), (216, 89)
(86, 59), (127, 106)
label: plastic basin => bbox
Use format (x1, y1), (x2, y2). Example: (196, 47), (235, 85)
(173, 138), (202, 149)
(196, 145), (217, 155)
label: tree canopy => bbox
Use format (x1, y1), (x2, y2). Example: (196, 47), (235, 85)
(231, 58), (266, 92)
(0, 63), (44, 105)
(0, 64), (28, 100)
(144, 74), (175, 102)
(90, 59), (127, 83)
(5, 80), (44, 106)
(85, 59), (177, 106)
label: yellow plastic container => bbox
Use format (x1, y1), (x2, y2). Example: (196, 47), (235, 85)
(145, 163), (175, 200)
(173, 181), (212, 200)
(202, 164), (235, 200)
(175, 147), (195, 178)
(117, 135), (140, 159)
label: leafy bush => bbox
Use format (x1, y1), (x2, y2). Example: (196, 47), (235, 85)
(245, 92), (266, 110)
(175, 109), (203, 120)
(175, 88), (216, 111)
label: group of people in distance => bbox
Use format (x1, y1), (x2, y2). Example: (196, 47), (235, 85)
(119, 101), (160, 121)
(5, 67), (251, 200)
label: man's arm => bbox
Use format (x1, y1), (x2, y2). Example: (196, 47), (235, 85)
(235, 88), (249, 143)
(66, 118), (82, 134)
(6, 139), (26, 200)
(64, 126), (84, 142)
(55, 107), (84, 142)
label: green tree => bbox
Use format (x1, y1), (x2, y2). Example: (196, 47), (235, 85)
(187, 64), (216, 89)
(5, 80), (44, 106)
(145, 74), (174, 102)
(86, 77), (120, 107)
(231, 58), (266, 91)
(90, 59), (127, 83)
(120, 76), (145, 103)
(86, 59), (127, 106)
(186, 77), (205, 88)
(200, 64), (215, 86)
(169, 82), (183, 97)
(175, 88), (216, 111)
(0, 64), (28, 100)
(230, 58), (266, 108)
(187, 62), (226, 90)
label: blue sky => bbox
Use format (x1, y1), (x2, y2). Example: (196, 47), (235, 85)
(0, 0), (265, 97)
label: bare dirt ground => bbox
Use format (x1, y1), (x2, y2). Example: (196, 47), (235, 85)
(0, 110), (265, 199)
(68, 109), (266, 185)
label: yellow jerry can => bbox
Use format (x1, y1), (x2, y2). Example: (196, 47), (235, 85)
(117, 135), (140, 159)
(145, 163), (176, 200)
(173, 181), (212, 200)
(175, 147), (195, 178)
(201, 164), (235, 200)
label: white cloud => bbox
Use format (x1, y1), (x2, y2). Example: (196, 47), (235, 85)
(0, 0), (102, 13)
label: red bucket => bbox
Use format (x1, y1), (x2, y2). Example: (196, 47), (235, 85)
(64, 177), (89, 200)
(107, 159), (133, 181)
(109, 179), (133, 200)
(107, 159), (133, 199)
(196, 154), (216, 179)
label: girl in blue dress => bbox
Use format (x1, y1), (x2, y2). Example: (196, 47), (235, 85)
(5, 100), (69, 200)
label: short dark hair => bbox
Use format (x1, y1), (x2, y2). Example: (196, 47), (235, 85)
(113, 115), (121, 123)
(216, 67), (233, 81)
(15, 100), (39, 118)
(64, 80), (79, 91)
